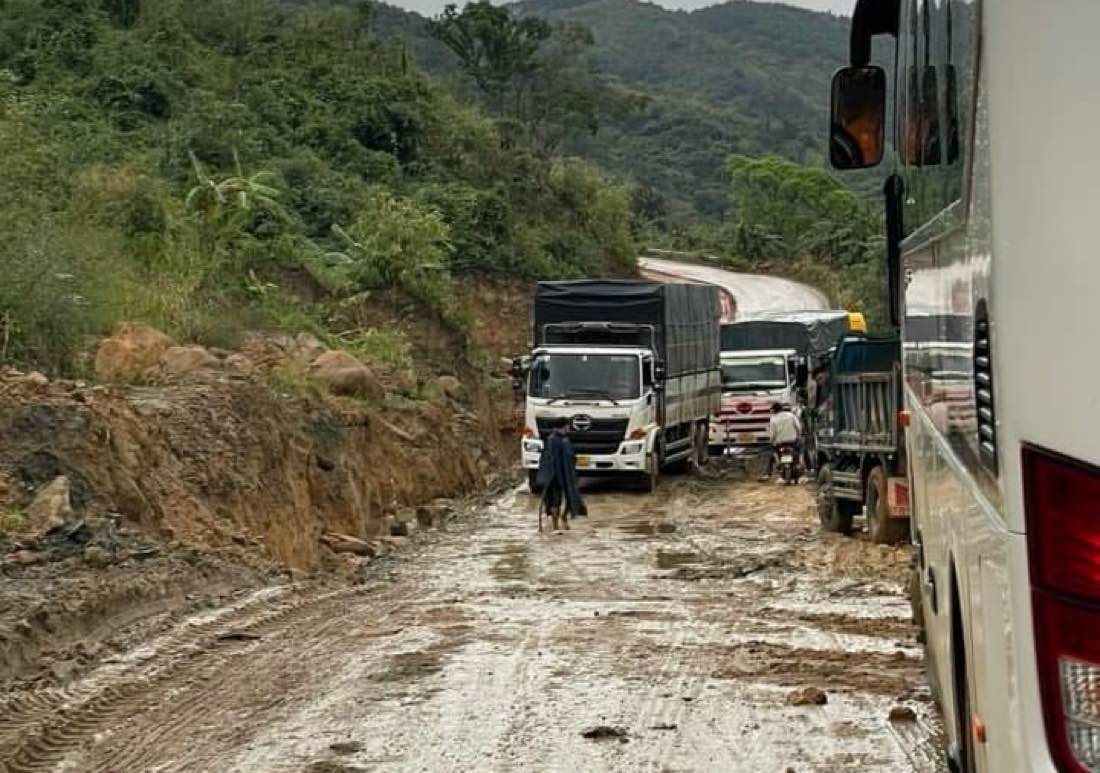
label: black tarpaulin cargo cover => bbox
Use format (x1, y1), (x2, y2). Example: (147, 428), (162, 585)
(533, 280), (719, 377)
(720, 310), (850, 356)
(832, 335), (900, 374)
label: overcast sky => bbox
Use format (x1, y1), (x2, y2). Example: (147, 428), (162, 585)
(395, 0), (852, 18)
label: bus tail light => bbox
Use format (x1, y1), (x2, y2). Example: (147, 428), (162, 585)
(1025, 446), (1100, 773)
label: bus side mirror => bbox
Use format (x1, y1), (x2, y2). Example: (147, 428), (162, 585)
(829, 65), (886, 170)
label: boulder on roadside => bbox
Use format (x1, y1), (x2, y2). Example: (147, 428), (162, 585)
(308, 351), (383, 400)
(94, 322), (173, 382)
(159, 345), (220, 376)
(24, 476), (74, 537)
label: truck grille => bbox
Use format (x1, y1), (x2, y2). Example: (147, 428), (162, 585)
(536, 416), (629, 455)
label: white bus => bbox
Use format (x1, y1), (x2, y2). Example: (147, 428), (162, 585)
(830, 1), (1100, 772)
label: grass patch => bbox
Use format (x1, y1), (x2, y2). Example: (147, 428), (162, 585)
(338, 328), (413, 370)
(0, 510), (26, 536)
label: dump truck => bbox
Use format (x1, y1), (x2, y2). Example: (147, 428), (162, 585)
(814, 334), (910, 544)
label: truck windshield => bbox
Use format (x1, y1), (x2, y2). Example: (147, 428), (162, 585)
(529, 353), (641, 401)
(720, 357), (787, 390)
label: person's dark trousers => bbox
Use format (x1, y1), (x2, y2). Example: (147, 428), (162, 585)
(544, 483), (563, 516)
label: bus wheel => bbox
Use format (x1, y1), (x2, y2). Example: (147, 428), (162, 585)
(866, 467), (908, 544)
(816, 464), (853, 534)
(527, 469), (542, 495)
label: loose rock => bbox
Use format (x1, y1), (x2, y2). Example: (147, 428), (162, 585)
(8, 549), (43, 566)
(25, 476), (74, 537)
(888, 705), (917, 722)
(320, 533), (375, 557)
(82, 545), (113, 568)
(581, 725), (628, 740)
(309, 351), (384, 400)
(159, 345), (220, 376)
(328, 741), (363, 755)
(785, 686), (828, 706)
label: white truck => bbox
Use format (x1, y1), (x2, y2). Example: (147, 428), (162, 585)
(517, 280), (721, 492)
(709, 311), (852, 456)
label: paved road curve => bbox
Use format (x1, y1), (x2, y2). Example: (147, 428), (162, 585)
(639, 256), (830, 320)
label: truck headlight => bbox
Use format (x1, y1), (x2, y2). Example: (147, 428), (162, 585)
(620, 441), (644, 455)
(523, 439), (543, 453)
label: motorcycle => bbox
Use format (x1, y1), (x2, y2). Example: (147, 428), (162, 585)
(775, 443), (801, 485)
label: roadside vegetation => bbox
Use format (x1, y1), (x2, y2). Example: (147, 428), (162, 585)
(0, 0), (636, 375)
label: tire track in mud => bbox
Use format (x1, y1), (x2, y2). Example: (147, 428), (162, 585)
(0, 585), (370, 773)
(0, 586), (294, 754)
(92, 587), (453, 773)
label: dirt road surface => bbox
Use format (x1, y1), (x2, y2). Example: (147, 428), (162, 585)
(638, 256), (829, 319)
(0, 471), (944, 773)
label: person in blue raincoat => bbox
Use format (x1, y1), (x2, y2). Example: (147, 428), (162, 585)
(536, 416), (585, 530)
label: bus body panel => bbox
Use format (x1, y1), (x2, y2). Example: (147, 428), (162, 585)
(894, 0), (1100, 769)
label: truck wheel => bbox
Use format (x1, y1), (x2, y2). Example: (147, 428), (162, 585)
(527, 469), (542, 495)
(866, 467), (908, 544)
(816, 464), (854, 534)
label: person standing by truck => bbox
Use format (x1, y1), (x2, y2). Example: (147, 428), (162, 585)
(537, 417), (584, 530)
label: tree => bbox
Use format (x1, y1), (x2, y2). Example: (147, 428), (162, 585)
(427, 2), (550, 110)
(428, 4), (632, 154)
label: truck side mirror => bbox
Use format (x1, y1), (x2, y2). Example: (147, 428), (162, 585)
(829, 65), (886, 170)
(654, 360), (666, 381)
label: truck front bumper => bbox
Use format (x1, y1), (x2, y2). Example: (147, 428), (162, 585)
(523, 443), (646, 474)
(708, 424), (769, 452)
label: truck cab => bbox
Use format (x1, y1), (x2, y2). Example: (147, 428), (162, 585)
(521, 345), (656, 480)
(708, 348), (798, 453)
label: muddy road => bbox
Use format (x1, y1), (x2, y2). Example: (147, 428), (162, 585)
(0, 471), (944, 773)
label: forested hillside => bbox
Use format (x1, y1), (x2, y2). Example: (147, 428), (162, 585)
(373, 0), (850, 220)
(0, 0), (635, 372)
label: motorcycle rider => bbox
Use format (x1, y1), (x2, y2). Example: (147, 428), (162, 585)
(761, 402), (802, 481)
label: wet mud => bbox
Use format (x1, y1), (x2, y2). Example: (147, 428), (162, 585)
(0, 471), (945, 772)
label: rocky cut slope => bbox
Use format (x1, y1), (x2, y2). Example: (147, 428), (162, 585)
(0, 282), (530, 688)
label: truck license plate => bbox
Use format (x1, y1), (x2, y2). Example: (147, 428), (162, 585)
(737, 433), (755, 443)
(575, 455), (590, 468)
